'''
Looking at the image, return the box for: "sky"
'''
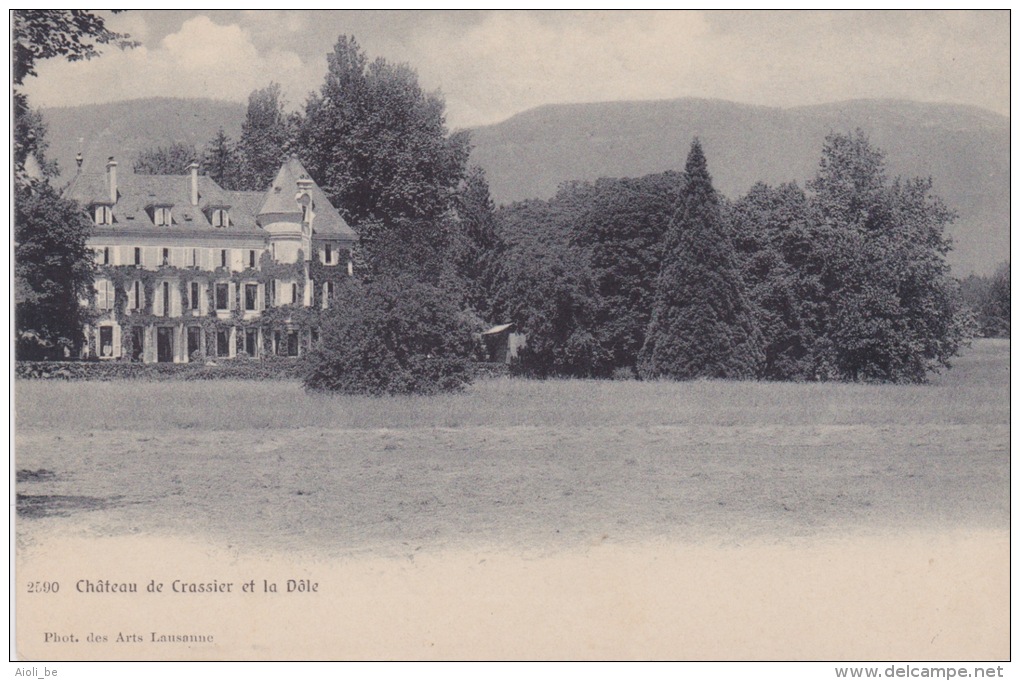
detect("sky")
[20,10,1010,129]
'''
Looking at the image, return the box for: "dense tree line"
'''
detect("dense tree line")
[486,132,971,384]
[15,17,976,388]
[960,263,1010,338]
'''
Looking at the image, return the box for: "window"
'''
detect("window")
[190,282,200,310]
[131,327,144,361]
[215,283,229,311]
[220,249,228,268]
[216,330,230,357]
[245,284,258,311]
[291,283,298,305]
[211,209,228,227]
[324,243,333,264]
[153,207,172,226]
[162,281,170,316]
[99,326,114,357]
[187,327,201,359]
[102,247,110,265]
[96,279,114,310]
[95,206,112,225]
[322,281,332,309]
[131,281,142,311]
[134,247,142,266]
[287,331,299,357]
[191,248,198,267]
[162,248,170,266]
[245,330,257,357]
[249,250,256,268]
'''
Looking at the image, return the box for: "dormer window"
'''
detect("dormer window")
[153,207,172,226]
[95,205,113,225]
[211,209,229,228]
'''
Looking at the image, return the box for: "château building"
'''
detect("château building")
[66,157,358,362]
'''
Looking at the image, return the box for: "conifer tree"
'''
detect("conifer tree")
[638,139,763,379]
[202,128,239,190]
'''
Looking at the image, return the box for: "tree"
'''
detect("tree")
[806,130,970,382]
[294,36,470,273]
[202,128,240,190]
[302,275,475,395]
[15,182,96,359]
[961,263,1010,338]
[730,182,827,379]
[13,10,135,182]
[491,200,610,378]
[451,166,502,319]
[13,11,136,357]
[981,263,1010,337]
[567,172,680,372]
[237,83,295,191]
[133,142,198,175]
[638,140,763,380]
[12,10,137,86]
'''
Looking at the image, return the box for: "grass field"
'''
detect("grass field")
[13,339,1010,660]
[14,338,1009,553]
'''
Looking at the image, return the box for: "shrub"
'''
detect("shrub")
[302,276,475,395]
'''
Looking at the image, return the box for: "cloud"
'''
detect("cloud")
[20,10,1008,128]
[403,9,1008,127]
[407,11,714,127]
[22,15,317,109]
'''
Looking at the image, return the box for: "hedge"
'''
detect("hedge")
[15,359,304,381]
[16,359,510,382]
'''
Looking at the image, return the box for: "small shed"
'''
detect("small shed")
[480,323,526,364]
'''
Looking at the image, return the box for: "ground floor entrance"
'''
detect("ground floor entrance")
[157,327,174,363]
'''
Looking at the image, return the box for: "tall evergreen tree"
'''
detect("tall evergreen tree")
[202,128,240,190]
[638,139,763,380]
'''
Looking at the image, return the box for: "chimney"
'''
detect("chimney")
[187,162,200,206]
[106,157,118,204]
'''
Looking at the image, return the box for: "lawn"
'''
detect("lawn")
[13,340,1010,660]
[14,339,1009,554]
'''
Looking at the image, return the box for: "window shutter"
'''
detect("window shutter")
[112,325,122,358]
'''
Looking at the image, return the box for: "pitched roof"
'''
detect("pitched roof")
[63,158,357,241]
[257,157,357,240]
[64,170,260,231]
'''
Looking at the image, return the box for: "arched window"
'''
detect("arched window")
[95,206,113,225]
[154,207,172,226]
[211,209,229,227]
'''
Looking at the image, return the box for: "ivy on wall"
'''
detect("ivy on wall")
[89,248,352,361]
